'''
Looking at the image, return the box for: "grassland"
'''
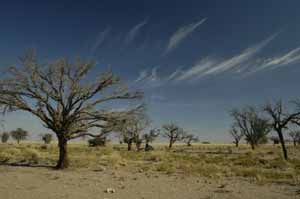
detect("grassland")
[0,142,299,184]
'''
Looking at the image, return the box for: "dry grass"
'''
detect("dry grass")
[0,142,299,183]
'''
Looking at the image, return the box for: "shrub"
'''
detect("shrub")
[88,137,107,147]
[23,148,40,163]
[42,133,53,144]
[1,132,9,143]
[0,151,12,163]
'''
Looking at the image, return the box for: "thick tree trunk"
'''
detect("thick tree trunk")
[277,130,288,160]
[56,137,69,169]
[293,140,297,147]
[250,143,255,150]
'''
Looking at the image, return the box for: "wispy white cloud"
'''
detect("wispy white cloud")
[254,47,300,72]
[175,57,217,81]
[201,33,278,76]
[125,19,148,45]
[165,18,207,54]
[134,67,164,89]
[135,69,148,82]
[167,68,184,81]
[133,32,295,88]
[91,27,111,53]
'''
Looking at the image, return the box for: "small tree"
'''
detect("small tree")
[10,128,28,144]
[229,125,243,147]
[288,131,300,147]
[230,106,271,150]
[42,133,53,144]
[1,132,9,143]
[116,111,149,151]
[264,100,300,160]
[143,128,160,151]
[162,122,184,149]
[182,133,199,146]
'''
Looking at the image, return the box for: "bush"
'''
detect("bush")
[0,152,12,163]
[1,132,9,143]
[42,133,53,144]
[88,137,107,147]
[23,148,40,163]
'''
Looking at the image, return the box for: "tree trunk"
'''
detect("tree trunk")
[293,139,297,147]
[17,139,20,144]
[250,143,255,150]
[169,138,173,149]
[235,141,239,148]
[187,143,191,147]
[277,130,288,160]
[127,140,132,151]
[56,137,69,169]
[136,142,141,151]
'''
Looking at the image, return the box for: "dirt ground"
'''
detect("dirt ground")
[0,166,299,199]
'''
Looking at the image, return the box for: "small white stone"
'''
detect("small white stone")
[105,188,116,193]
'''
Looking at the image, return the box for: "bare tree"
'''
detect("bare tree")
[230,106,271,150]
[162,122,184,149]
[0,51,142,169]
[288,131,300,147]
[143,128,160,151]
[229,124,243,147]
[264,100,300,160]
[115,111,149,151]
[182,133,199,146]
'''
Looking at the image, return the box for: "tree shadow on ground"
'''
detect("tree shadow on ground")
[0,162,54,169]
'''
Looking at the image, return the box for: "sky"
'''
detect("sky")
[1,0,300,142]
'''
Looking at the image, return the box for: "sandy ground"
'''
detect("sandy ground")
[0,166,299,199]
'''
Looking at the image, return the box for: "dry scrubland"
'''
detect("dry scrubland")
[0,143,300,199]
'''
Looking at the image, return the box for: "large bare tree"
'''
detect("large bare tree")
[0,51,142,169]
[264,100,300,160]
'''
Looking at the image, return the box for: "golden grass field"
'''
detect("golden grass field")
[0,142,299,199]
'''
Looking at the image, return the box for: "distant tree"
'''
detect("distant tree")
[229,125,243,147]
[42,133,53,144]
[182,133,199,146]
[162,123,184,149]
[1,132,9,143]
[288,131,300,147]
[116,111,149,151]
[264,100,300,160]
[88,135,107,147]
[269,136,280,145]
[143,128,160,151]
[10,128,28,144]
[230,106,271,150]
[0,51,142,169]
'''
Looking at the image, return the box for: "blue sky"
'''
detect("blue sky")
[1,0,300,142]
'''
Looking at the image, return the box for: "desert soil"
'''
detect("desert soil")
[0,166,299,199]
